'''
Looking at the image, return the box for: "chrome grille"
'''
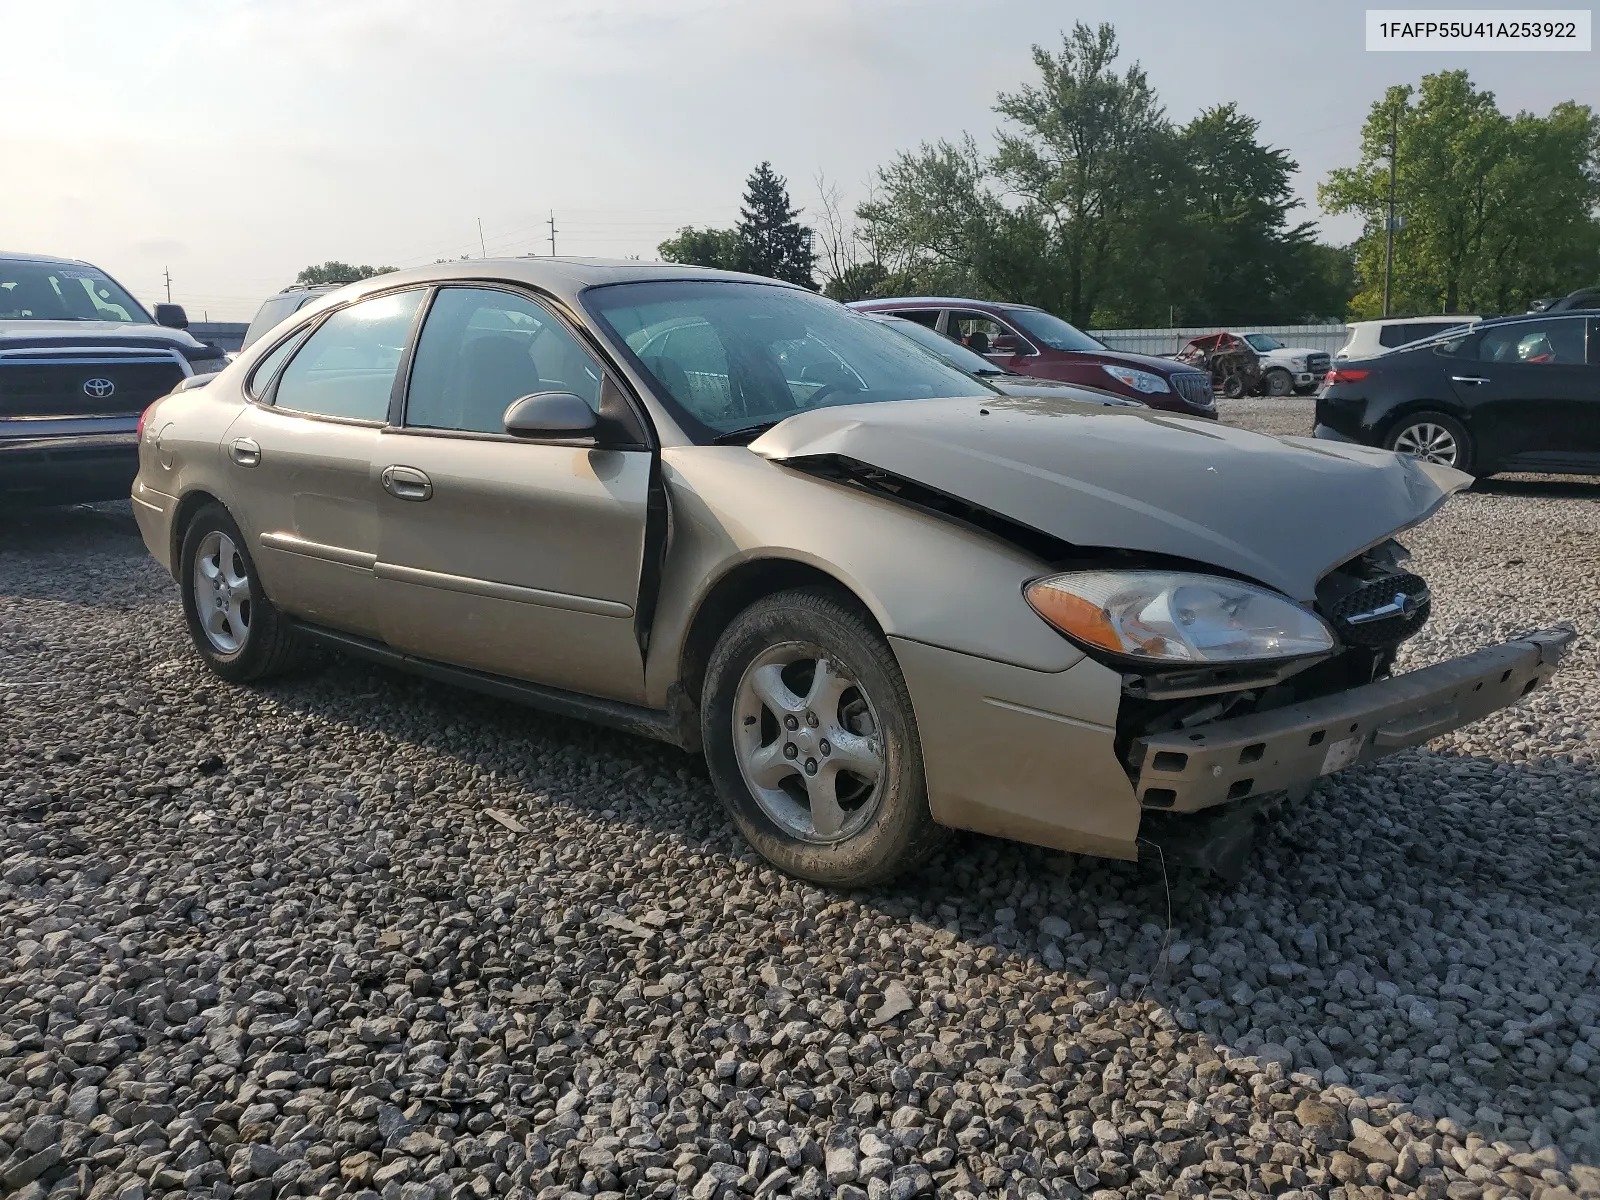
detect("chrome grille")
[1306,352,1331,374]
[1171,371,1215,408]
[1327,572,1431,647]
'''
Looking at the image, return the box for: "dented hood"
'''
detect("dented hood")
[749,395,1469,602]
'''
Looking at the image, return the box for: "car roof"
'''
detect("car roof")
[330,258,806,311]
[1349,315,1481,327]
[847,296,1041,312]
[0,250,96,267]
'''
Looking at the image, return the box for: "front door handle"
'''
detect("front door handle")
[1450,375,1490,385]
[382,465,433,501]
[229,437,261,467]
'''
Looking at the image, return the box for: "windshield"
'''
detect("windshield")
[1005,307,1104,352]
[869,315,1004,375]
[1244,333,1284,352]
[0,260,150,323]
[584,280,994,440]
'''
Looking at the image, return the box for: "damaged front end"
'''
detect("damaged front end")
[1118,540,1572,874]
[749,398,1573,874]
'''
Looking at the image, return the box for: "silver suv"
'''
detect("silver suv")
[240,282,350,352]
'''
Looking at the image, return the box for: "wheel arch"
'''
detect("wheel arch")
[677,556,886,708]
[169,488,227,569]
[1371,397,1473,446]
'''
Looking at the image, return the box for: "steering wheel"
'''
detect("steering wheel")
[801,380,859,408]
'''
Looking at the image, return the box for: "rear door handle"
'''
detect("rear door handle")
[382,465,433,501]
[229,437,261,467]
[1450,375,1490,385]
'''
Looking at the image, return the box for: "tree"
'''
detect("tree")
[295,261,395,285]
[736,162,817,287]
[856,23,1353,327]
[657,227,741,270]
[989,23,1173,327]
[656,164,819,287]
[1320,72,1600,317]
[1166,104,1346,325]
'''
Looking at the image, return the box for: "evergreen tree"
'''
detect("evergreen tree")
[736,162,818,288]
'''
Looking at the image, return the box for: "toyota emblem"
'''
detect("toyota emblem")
[82,377,116,399]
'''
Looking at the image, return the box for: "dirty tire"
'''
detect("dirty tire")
[702,587,947,887]
[179,502,316,683]
[1264,368,1293,397]
[1222,373,1246,399]
[1385,410,1474,475]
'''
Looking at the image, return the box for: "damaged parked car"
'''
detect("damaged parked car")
[130,261,1574,886]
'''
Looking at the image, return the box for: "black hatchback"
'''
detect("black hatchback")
[1315,312,1600,477]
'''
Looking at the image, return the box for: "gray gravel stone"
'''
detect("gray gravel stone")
[2,454,1597,1199]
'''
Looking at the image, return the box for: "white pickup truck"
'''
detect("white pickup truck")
[1237,332,1331,396]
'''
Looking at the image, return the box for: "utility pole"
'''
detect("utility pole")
[164,267,173,303]
[547,210,558,257]
[478,218,487,258]
[1382,107,1398,318]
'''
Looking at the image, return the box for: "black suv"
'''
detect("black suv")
[1,252,228,504]
[1315,310,1600,477]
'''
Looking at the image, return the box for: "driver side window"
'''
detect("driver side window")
[1476,318,1586,366]
[405,287,603,435]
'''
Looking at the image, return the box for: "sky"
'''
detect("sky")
[3,0,1594,321]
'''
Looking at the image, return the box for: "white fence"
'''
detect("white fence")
[1089,323,1349,357]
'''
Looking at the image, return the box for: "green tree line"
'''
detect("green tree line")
[663,23,1599,325]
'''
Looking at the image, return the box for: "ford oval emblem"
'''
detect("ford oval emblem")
[83,377,116,399]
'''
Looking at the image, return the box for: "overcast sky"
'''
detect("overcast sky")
[4,0,1593,321]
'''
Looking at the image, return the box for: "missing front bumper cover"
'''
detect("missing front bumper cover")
[1129,626,1574,813]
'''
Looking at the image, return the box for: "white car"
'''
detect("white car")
[1335,316,1481,361]
[1237,332,1332,396]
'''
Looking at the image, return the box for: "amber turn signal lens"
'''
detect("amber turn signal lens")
[1024,581,1121,653]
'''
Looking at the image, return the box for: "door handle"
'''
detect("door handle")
[382,465,433,501]
[1450,375,1490,385]
[229,437,261,467]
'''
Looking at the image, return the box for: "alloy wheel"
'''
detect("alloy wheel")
[192,529,252,653]
[732,643,884,844]
[1392,422,1459,466]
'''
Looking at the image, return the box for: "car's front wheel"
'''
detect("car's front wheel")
[1386,411,1474,474]
[179,503,314,682]
[701,587,946,887]
[1263,368,1293,397]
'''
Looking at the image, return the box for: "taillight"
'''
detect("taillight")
[136,404,154,441]
[1325,367,1368,385]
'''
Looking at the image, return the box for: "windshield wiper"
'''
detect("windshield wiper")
[709,421,781,445]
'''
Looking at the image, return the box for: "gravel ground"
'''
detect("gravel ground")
[3,415,1598,1200]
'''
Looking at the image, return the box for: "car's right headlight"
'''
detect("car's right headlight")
[1024,570,1335,664]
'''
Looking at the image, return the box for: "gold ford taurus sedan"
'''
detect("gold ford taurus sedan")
[131,260,1573,886]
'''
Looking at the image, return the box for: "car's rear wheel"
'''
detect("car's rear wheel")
[1386,411,1473,474]
[1264,368,1293,397]
[701,587,946,887]
[180,503,315,682]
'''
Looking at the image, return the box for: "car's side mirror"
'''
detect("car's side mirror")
[154,303,189,329]
[503,391,599,440]
[990,333,1024,355]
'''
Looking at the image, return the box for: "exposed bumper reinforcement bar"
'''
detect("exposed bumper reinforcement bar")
[1131,627,1575,814]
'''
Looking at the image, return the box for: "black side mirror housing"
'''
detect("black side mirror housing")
[990,333,1023,355]
[503,391,599,440]
[154,303,189,329]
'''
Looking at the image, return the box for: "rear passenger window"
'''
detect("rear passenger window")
[891,309,941,330]
[273,290,424,421]
[1380,323,1438,348]
[247,329,310,398]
